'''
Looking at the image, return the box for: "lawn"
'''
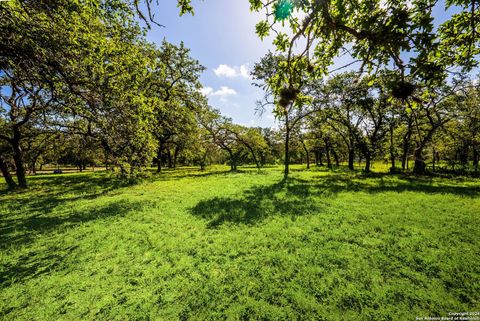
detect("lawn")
[0,166,479,320]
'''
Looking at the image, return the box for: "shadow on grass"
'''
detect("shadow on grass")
[190,177,332,228]
[312,173,480,196]
[0,199,148,288]
[0,173,146,250]
[191,173,480,228]
[149,167,266,181]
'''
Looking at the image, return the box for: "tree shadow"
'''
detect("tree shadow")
[146,167,275,184]
[0,173,146,251]
[0,199,148,288]
[191,173,479,228]
[190,177,334,228]
[310,173,480,197]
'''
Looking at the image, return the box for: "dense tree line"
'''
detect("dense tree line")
[1,0,479,189]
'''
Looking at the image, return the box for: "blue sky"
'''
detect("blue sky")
[145,0,277,127]
[145,0,458,129]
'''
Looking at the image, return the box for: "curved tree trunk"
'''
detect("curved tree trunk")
[0,158,17,189]
[12,136,27,188]
[245,144,260,169]
[331,148,339,167]
[301,140,310,169]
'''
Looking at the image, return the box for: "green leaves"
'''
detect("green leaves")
[177,0,194,16]
[249,0,263,12]
[273,33,289,52]
[255,20,270,40]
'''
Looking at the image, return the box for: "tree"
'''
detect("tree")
[355,77,389,172]
[0,71,55,188]
[0,0,160,184]
[147,41,205,173]
[252,53,320,177]
[321,73,371,170]
[409,80,464,173]
[251,0,479,94]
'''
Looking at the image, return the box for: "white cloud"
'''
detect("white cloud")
[213,64,250,79]
[200,86,237,98]
[199,86,214,96]
[211,86,237,97]
[214,64,237,78]
[239,65,250,79]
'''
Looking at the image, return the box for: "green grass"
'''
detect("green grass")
[1,165,479,320]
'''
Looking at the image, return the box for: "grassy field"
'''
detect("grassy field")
[0,165,479,320]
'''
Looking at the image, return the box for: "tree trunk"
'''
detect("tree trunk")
[301,140,310,169]
[401,120,413,171]
[460,142,469,166]
[284,121,290,178]
[348,148,354,170]
[200,151,208,171]
[389,123,396,172]
[364,153,371,173]
[331,148,339,167]
[167,149,173,168]
[325,147,331,169]
[12,134,27,188]
[390,154,396,172]
[413,126,437,174]
[173,146,180,168]
[30,156,37,175]
[157,142,164,173]
[0,158,17,189]
[413,147,426,174]
[226,148,235,171]
[244,144,260,170]
[260,152,266,167]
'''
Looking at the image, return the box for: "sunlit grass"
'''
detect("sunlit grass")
[1,165,479,320]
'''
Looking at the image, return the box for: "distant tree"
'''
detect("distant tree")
[252,53,320,177]
[0,70,55,188]
[320,73,371,170]
[409,80,464,174]
[147,41,205,173]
